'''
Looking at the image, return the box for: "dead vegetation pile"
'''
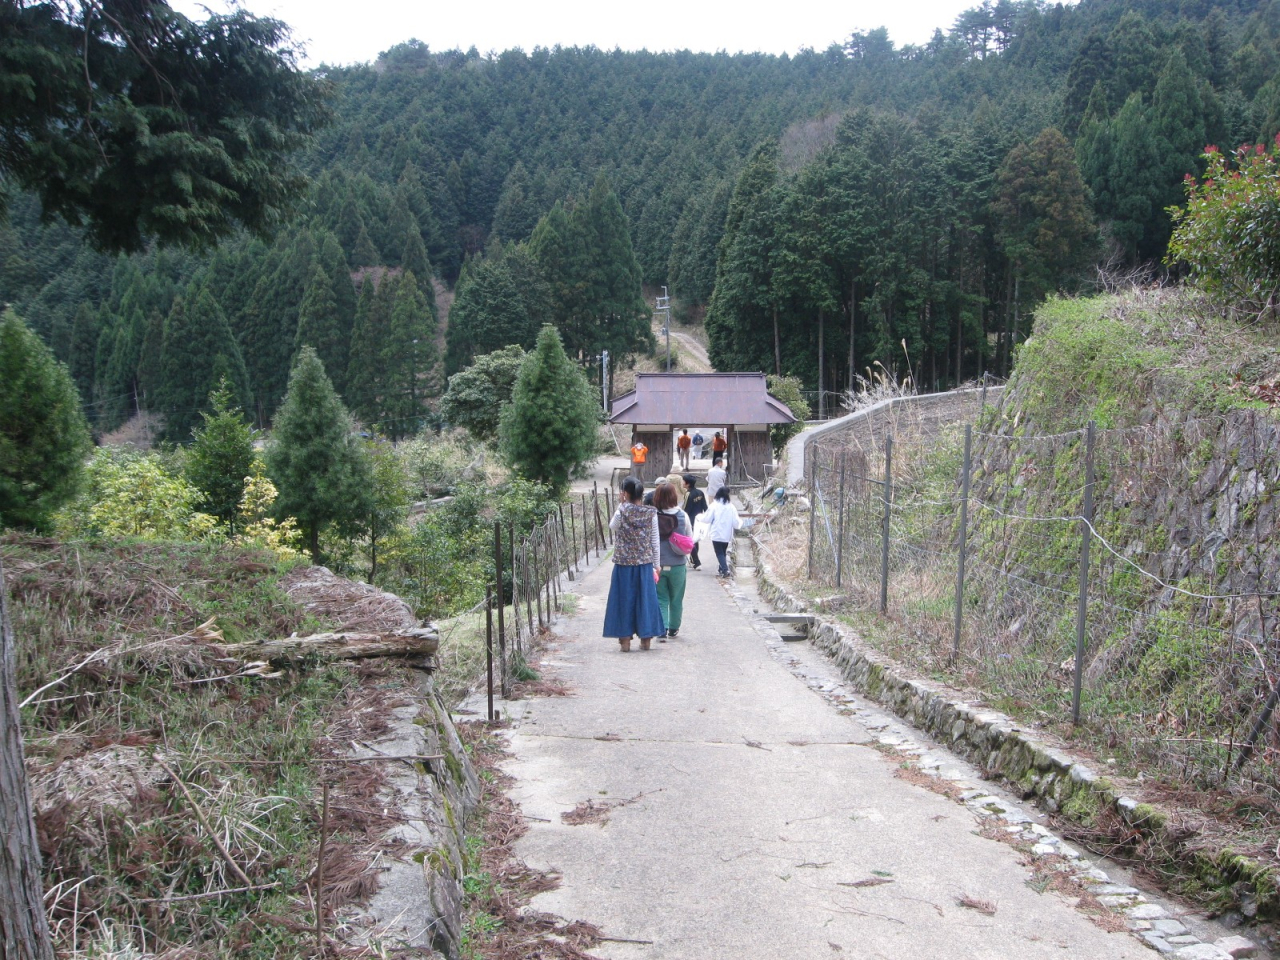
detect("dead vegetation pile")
[2,534,419,958]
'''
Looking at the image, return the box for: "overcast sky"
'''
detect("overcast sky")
[173,0,995,67]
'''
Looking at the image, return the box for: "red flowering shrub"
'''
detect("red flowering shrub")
[1167,139,1280,316]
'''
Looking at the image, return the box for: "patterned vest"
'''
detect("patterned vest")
[613,502,656,566]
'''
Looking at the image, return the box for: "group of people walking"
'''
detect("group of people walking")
[602,468,742,652]
[633,428,729,475]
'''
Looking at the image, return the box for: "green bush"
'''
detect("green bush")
[1167,141,1280,314]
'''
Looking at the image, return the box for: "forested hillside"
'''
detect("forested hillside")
[6,0,1280,435]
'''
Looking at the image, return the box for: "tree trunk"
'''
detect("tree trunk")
[309,526,320,565]
[213,627,439,663]
[772,307,780,377]
[817,307,825,420]
[848,278,856,394]
[0,557,56,960]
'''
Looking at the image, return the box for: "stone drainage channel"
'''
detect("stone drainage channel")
[723,558,1265,960]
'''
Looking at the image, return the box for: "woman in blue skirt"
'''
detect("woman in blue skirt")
[602,476,665,651]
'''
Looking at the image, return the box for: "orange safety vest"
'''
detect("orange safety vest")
[677,434,691,450]
[631,443,648,464]
[712,436,727,452]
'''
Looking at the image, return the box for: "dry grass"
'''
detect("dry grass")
[3,534,419,958]
[456,723,605,960]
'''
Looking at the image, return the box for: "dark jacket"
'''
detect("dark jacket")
[684,488,707,522]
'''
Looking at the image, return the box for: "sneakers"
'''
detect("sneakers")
[666,628,679,638]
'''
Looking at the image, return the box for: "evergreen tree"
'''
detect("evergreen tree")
[238,231,315,420]
[352,224,381,268]
[136,309,165,407]
[706,141,783,374]
[157,288,251,442]
[380,269,438,439]
[499,325,598,495]
[295,265,349,396]
[346,272,394,425]
[578,176,652,362]
[97,306,144,430]
[402,229,434,294]
[444,245,550,373]
[184,378,255,530]
[490,161,542,243]
[994,128,1097,323]
[528,201,591,353]
[266,346,373,562]
[315,231,358,344]
[1107,93,1167,261]
[1152,49,1208,222]
[0,311,92,531]
[68,301,98,403]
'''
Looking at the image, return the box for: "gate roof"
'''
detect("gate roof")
[609,373,796,426]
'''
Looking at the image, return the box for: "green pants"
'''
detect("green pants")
[656,563,687,632]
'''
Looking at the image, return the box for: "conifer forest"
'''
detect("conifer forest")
[6,0,1280,436]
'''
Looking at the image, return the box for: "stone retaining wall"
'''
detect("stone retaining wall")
[752,542,1279,924]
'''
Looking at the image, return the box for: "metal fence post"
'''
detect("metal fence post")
[569,504,580,575]
[558,505,573,581]
[835,450,848,588]
[543,522,555,615]
[879,435,893,614]
[807,443,818,580]
[1072,420,1096,725]
[493,523,506,699]
[593,491,607,558]
[952,424,972,661]
[485,584,495,722]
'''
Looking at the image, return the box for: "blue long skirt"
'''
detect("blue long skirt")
[602,563,666,639]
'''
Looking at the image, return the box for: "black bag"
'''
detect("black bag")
[658,513,678,540]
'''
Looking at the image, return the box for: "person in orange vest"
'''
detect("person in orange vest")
[676,428,692,470]
[630,437,648,478]
[711,431,727,462]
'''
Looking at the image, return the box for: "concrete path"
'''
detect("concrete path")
[498,552,1154,959]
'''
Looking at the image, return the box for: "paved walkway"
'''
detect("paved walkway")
[496,552,1154,959]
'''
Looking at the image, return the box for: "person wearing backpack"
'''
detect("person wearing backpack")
[691,431,705,461]
[653,481,692,639]
[682,473,707,571]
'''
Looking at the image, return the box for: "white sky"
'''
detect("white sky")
[174,0,988,67]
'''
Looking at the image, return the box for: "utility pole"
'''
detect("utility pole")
[656,286,671,372]
[601,349,610,413]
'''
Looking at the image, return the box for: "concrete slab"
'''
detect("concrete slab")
[501,557,1152,960]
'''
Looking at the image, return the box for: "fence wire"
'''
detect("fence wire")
[806,406,1280,797]
[482,485,614,711]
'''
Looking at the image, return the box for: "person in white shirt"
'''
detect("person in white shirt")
[702,486,743,578]
[705,458,728,502]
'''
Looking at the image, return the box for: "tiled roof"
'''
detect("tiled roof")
[609,373,796,425]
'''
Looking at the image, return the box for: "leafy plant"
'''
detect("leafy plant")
[56,449,219,541]
[1167,140,1280,316]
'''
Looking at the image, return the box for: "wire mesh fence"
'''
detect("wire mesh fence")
[804,404,1280,797]
[479,484,614,717]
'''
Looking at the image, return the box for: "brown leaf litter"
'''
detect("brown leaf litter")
[457,722,607,959]
[560,793,645,827]
[956,894,997,915]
